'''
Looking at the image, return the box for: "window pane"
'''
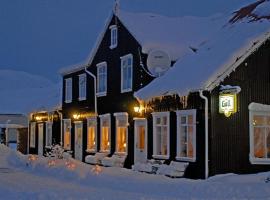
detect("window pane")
[117,127,127,153]
[188,115,193,124]
[254,127,265,158]
[156,117,161,125]
[156,127,162,155]
[87,127,95,150]
[181,116,186,124]
[138,126,145,150]
[161,127,167,155]
[101,127,109,151]
[46,123,52,146]
[188,126,193,158]
[64,121,71,150]
[266,128,270,158]
[253,115,266,126]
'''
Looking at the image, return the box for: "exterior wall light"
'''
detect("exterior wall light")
[73,113,81,120]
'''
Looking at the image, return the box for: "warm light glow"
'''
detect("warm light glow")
[107,142,110,146]
[134,106,140,113]
[219,94,237,117]
[35,116,42,121]
[134,105,145,114]
[65,160,76,170]
[91,165,102,175]
[28,155,38,162]
[123,143,126,148]
[73,113,81,120]
[48,160,56,167]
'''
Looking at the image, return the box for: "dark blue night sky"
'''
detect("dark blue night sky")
[0,0,248,82]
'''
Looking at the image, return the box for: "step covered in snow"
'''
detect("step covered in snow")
[101,154,127,167]
[85,152,109,165]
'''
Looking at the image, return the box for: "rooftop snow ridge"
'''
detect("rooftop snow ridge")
[60,10,226,76]
[229,0,270,23]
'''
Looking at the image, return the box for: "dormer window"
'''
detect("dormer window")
[110,25,118,49]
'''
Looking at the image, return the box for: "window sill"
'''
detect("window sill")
[110,44,117,49]
[86,149,96,153]
[99,150,110,153]
[78,97,86,101]
[152,155,169,160]
[250,157,270,165]
[97,92,107,97]
[121,88,132,93]
[176,156,196,162]
[115,152,127,156]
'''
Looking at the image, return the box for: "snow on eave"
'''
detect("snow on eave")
[205,30,270,91]
[59,12,114,76]
[248,102,270,111]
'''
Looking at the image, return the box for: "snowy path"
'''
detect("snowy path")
[0,145,270,200]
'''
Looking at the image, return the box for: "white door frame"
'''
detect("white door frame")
[74,121,83,161]
[134,118,148,164]
[38,123,44,156]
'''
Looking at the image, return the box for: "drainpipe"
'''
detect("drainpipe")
[84,66,97,116]
[199,90,209,179]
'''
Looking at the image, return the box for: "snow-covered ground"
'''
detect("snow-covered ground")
[0,145,269,200]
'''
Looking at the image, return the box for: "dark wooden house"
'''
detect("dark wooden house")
[59,6,218,171]
[133,1,270,179]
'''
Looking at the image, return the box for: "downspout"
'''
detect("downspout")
[84,66,97,116]
[199,90,209,179]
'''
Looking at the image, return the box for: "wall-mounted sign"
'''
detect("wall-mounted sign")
[219,94,237,117]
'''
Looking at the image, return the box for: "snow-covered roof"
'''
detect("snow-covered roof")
[60,10,225,75]
[135,0,270,101]
[0,70,61,115]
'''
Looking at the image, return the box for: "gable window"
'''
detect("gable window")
[46,122,53,147]
[114,113,128,154]
[121,54,133,93]
[87,117,97,152]
[100,114,111,153]
[249,103,270,164]
[65,78,72,103]
[176,110,196,162]
[63,119,71,150]
[78,73,86,100]
[110,25,118,49]
[97,62,107,96]
[152,112,170,159]
[30,122,36,148]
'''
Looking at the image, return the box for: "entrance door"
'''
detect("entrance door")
[38,123,44,156]
[74,122,83,161]
[134,119,147,164]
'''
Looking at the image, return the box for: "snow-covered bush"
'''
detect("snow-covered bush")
[45,144,65,159]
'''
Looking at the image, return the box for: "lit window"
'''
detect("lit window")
[152,112,170,159]
[249,103,270,164]
[97,62,107,96]
[65,78,72,103]
[100,114,111,152]
[176,109,196,162]
[121,54,133,93]
[63,119,71,150]
[114,113,128,154]
[46,122,53,147]
[87,117,97,152]
[110,25,118,49]
[30,122,36,148]
[78,74,86,100]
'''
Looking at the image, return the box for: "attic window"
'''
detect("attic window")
[110,25,118,49]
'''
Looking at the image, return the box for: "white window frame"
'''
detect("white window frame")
[120,54,133,93]
[110,25,118,49]
[30,122,36,148]
[78,73,86,101]
[63,119,71,150]
[249,104,270,164]
[114,112,129,155]
[86,117,97,153]
[45,121,53,147]
[152,112,170,159]
[99,114,111,153]
[96,62,107,96]
[176,109,196,162]
[65,78,72,103]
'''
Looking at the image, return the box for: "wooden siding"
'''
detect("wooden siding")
[62,15,154,167]
[210,38,270,176]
